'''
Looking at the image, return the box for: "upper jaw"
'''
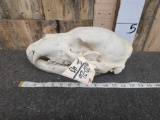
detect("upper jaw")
[26,44,73,69]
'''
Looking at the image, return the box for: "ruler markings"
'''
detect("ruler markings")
[18,81,160,88]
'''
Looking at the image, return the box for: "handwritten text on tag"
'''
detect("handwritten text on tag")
[62,57,95,85]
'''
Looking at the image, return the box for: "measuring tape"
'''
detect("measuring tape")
[18,81,160,88]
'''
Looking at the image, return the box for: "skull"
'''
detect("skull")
[26,27,133,75]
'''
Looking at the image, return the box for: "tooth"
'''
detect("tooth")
[33,52,41,64]
[48,60,52,64]
[27,51,34,62]
[53,62,57,65]
[63,61,71,65]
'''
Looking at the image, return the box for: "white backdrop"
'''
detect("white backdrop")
[115,0,145,43]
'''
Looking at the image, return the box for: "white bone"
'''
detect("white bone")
[26,27,133,75]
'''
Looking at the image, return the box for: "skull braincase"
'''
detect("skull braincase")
[26,27,133,75]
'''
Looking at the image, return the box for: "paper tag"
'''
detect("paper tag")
[62,57,95,85]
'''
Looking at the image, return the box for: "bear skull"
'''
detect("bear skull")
[26,27,133,75]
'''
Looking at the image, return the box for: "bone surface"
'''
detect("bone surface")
[26,27,133,75]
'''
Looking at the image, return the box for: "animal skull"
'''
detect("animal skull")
[26,27,133,75]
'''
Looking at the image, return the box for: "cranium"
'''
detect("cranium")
[26,27,133,75]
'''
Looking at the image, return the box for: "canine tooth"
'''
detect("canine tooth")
[33,52,41,64]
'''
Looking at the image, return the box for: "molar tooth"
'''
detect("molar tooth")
[63,61,71,65]
[55,60,63,65]
[52,61,57,65]
[48,60,52,63]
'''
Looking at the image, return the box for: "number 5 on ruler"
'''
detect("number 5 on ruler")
[127,23,138,34]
